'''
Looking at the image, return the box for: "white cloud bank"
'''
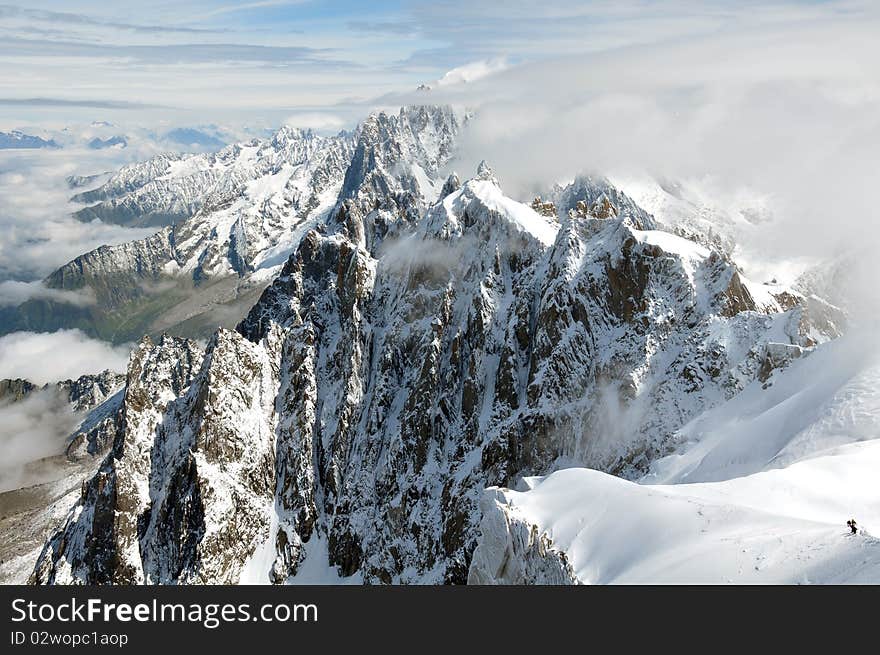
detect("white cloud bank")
[0,330,132,385]
[436,58,510,86]
[283,112,347,132]
[0,280,96,307]
[0,147,156,285]
[385,3,880,317]
[0,388,81,492]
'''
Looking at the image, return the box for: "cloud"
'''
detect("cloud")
[0,281,96,308]
[347,20,417,36]
[0,1,424,121]
[0,330,132,385]
[435,58,510,86]
[392,0,747,69]
[4,37,346,67]
[203,1,310,18]
[0,97,166,109]
[0,147,157,283]
[383,3,880,304]
[0,4,225,35]
[283,112,347,132]
[7,0,832,125]
[0,387,81,492]
[378,233,480,276]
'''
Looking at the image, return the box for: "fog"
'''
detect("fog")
[0,147,156,288]
[375,3,880,319]
[0,329,131,385]
[0,387,81,493]
[0,280,96,308]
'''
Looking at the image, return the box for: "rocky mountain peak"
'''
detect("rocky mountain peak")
[29,152,836,585]
[475,160,497,183]
[16,102,846,587]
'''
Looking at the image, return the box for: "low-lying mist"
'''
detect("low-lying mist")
[0,388,81,493]
[377,4,879,321]
[0,329,131,385]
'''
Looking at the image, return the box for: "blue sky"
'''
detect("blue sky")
[5,0,867,129]
[0,0,878,385]
[0,0,877,232]
[0,1,425,127]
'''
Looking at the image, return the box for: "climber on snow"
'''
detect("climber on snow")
[847,519,858,535]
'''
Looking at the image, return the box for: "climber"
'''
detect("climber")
[847,519,858,535]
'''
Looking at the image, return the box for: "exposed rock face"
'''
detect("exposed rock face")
[64,390,124,463]
[554,175,655,229]
[0,371,124,413]
[56,371,127,414]
[31,336,205,584]
[57,372,128,462]
[758,342,805,383]
[0,378,37,404]
[440,173,461,199]
[45,229,179,311]
[4,107,458,343]
[530,196,558,218]
[31,155,832,585]
[467,489,578,585]
[340,105,459,211]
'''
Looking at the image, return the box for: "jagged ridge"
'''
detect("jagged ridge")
[31,148,834,585]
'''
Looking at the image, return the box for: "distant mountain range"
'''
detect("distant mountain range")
[0,126,232,152]
[87,135,127,150]
[1,104,868,586]
[0,130,60,149]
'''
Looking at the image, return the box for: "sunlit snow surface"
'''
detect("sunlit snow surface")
[490,332,880,584]
[239,510,364,585]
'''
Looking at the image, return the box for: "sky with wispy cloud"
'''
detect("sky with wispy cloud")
[3,0,873,128]
[3,1,878,261]
[1,0,879,382]
[1,0,442,126]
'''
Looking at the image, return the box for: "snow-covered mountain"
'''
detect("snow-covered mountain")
[69,127,349,228]
[0,370,123,416]
[26,123,837,583]
[470,332,880,584]
[0,370,127,584]
[0,130,60,150]
[0,103,866,586]
[3,106,460,343]
[87,136,128,150]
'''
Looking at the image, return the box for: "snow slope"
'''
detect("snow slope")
[645,331,880,484]
[474,456,880,584]
[470,332,880,584]
[34,159,834,585]
[22,104,861,586]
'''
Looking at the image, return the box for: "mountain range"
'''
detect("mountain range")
[0,103,868,585]
[0,130,60,149]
